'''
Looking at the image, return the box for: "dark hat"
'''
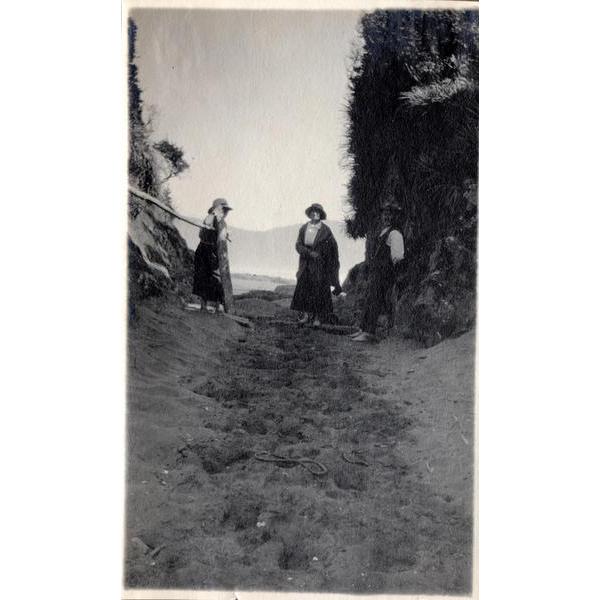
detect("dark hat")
[305,203,327,220]
[208,198,233,214]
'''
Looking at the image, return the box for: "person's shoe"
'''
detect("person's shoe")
[348,329,363,338]
[351,332,375,343]
[312,318,321,327]
[185,303,204,311]
[298,313,310,324]
[206,305,216,314]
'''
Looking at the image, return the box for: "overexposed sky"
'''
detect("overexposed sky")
[132,9,362,231]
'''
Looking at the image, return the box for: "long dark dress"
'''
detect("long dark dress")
[290,222,340,317]
[193,215,224,303]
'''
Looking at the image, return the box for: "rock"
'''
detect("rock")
[128,194,194,306]
[130,536,151,558]
[403,236,476,346]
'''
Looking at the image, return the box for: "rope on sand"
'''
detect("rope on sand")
[254,451,328,476]
[342,450,369,467]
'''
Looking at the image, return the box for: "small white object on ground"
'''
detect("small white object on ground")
[185,303,204,311]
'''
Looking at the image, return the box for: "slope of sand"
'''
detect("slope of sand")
[125,296,474,594]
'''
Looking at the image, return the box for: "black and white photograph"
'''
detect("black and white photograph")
[125,1,478,596]
[8,2,600,600]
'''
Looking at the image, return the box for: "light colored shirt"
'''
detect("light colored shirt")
[304,221,322,246]
[201,214,215,229]
[386,229,405,263]
[201,214,229,242]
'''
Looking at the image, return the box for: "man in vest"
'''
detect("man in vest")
[351,202,405,342]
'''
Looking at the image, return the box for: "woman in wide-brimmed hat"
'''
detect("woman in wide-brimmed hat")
[192,198,233,313]
[290,203,342,325]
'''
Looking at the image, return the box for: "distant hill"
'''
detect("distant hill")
[175,220,365,282]
[230,273,294,295]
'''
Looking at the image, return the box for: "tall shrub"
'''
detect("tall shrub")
[344,9,479,345]
[345,9,478,257]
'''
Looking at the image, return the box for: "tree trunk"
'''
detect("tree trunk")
[216,219,235,314]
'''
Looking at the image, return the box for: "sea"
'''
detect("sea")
[231,273,295,294]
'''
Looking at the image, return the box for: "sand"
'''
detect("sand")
[125,295,474,594]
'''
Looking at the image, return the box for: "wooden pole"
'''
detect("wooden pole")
[128,186,236,314]
[216,217,235,314]
[128,186,202,229]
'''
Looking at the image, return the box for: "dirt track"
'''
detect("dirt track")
[125,297,474,594]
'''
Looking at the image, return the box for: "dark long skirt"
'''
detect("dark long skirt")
[360,267,392,334]
[360,252,404,333]
[290,258,333,316]
[193,242,224,303]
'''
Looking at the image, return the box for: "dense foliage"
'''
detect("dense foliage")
[345,10,478,247]
[128,18,159,196]
[344,10,479,345]
[127,18,193,308]
[153,139,190,184]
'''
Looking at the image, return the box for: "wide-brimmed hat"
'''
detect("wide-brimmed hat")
[208,198,233,214]
[305,203,327,220]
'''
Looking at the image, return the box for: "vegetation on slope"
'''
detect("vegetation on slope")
[127,18,193,310]
[343,10,478,346]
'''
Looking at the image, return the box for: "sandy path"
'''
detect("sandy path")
[125,298,474,594]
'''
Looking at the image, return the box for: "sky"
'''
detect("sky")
[132,9,363,231]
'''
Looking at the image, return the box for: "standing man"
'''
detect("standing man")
[351,203,405,342]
